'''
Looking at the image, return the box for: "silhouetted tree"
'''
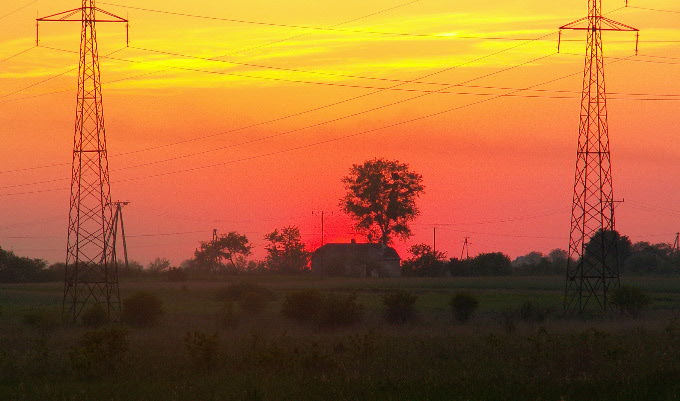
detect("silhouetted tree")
[402,243,447,276]
[341,158,424,245]
[194,232,252,273]
[0,247,52,282]
[582,230,632,275]
[147,257,172,272]
[264,226,310,274]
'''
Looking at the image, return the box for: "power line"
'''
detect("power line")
[0,52,638,194]
[0,0,40,21]
[0,32,557,179]
[98,2,555,41]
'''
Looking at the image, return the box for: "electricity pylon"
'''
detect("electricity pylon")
[672,233,679,253]
[110,201,130,273]
[560,0,638,314]
[37,1,128,322]
[460,236,470,260]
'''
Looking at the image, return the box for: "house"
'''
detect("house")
[311,241,401,277]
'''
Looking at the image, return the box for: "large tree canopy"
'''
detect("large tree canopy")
[341,158,424,244]
[264,226,310,274]
[194,232,252,272]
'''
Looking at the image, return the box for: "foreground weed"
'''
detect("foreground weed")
[68,326,129,378]
[184,331,220,371]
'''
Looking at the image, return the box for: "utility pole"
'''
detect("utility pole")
[312,211,332,247]
[110,201,130,273]
[672,233,679,253]
[433,227,437,253]
[38,1,129,322]
[560,0,638,314]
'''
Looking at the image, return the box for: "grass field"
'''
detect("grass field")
[1,275,679,400]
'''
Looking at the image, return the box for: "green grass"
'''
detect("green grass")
[1,275,679,400]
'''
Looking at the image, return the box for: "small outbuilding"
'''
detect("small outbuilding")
[311,241,401,277]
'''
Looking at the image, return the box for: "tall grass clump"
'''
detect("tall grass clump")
[449,291,479,323]
[121,291,163,327]
[184,331,220,371]
[383,290,418,324]
[68,326,129,378]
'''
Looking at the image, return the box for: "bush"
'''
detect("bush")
[22,309,59,332]
[449,292,479,323]
[81,303,109,327]
[121,291,164,327]
[315,293,364,329]
[166,267,188,282]
[216,282,273,302]
[238,291,269,315]
[184,331,220,371]
[217,301,239,329]
[383,290,418,324]
[610,285,651,317]
[281,290,364,328]
[281,289,323,323]
[69,327,129,377]
[518,300,551,322]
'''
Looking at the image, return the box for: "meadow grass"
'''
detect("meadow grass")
[1,275,679,400]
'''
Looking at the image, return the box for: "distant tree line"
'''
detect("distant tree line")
[401,232,680,277]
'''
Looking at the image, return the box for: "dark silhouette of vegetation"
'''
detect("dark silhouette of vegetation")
[264,226,310,273]
[401,243,447,276]
[216,282,273,302]
[0,247,54,283]
[146,257,172,272]
[166,267,188,282]
[341,158,424,244]
[121,291,164,327]
[383,290,418,324]
[610,285,651,316]
[281,289,363,328]
[184,331,220,371]
[80,303,109,327]
[68,327,129,378]
[193,231,252,273]
[281,289,324,323]
[449,252,513,276]
[449,292,479,323]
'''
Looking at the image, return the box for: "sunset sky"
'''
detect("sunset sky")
[0,0,679,267]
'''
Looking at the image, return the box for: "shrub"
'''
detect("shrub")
[166,267,188,282]
[449,292,479,323]
[121,291,164,327]
[315,293,364,329]
[610,285,651,317]
[518,300,551,322]
[281,289,323,323]
[217,301,239,329]
[22,309,59,332]
[383,290,418,324]
[216,282,273,302]
[238,291,269,315]
[81,303,109,327]
[184,331,220,371]
[69,327,129,377]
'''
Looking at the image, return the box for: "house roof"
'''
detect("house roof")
[313,243,400,260]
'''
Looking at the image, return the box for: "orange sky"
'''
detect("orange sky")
[1,0,679,266]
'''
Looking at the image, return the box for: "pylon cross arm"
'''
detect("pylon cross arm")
[37,7,128,23]
[559,16,638,32]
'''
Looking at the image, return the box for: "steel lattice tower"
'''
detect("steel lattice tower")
[560,0,637,313]
[37,1,128,322]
